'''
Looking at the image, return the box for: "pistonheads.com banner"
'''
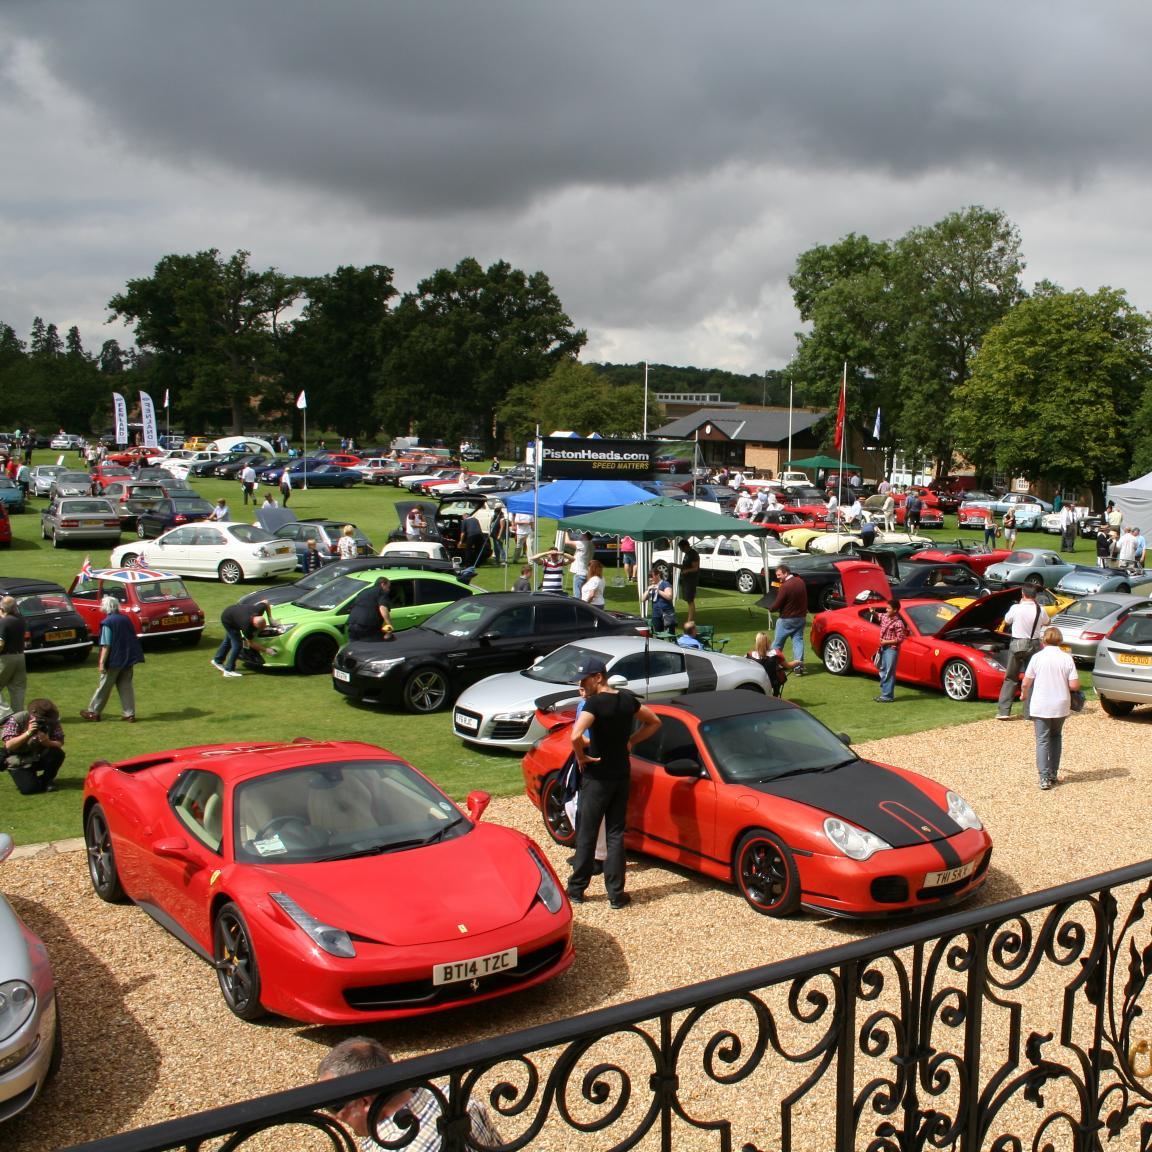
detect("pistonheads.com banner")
[539,438,656,480]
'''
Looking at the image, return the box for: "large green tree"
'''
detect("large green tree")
[950,285,1152,505]
[380,258,586,448]
[108,250,300,432]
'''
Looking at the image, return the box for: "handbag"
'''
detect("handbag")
[871,650,883,669]
[1069,689,1086,714]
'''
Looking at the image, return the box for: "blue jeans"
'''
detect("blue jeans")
[877,645,898,700]
[1034,717,1066,783]
[772,615,805,662]
[214,627,244,672]
[572,572,587,599]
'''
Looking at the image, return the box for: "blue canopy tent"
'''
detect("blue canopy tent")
[503,480,654,519]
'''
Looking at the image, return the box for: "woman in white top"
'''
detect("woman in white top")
[580,560,606,607]
[336,524,359,560]
[1021,626,1080,790]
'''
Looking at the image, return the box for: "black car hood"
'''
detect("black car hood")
[749,759,962,847]
[340,627,462,662]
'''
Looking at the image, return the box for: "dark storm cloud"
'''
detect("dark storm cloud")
[6,1,1152,218]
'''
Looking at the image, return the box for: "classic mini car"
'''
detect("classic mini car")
[1092,609,1152,718]
[810,587,1025,701]
[983,549,1099,590]
[82,739,573,1023]
[332,592,649,713]
[110,522,299,584]
[652,534,796,594]
[1055,564,1151,597]
[0,834,60,1122]
[257,568,478,674]
[40,497,122,549]
[523,692,993,917]
[67,568,206,645]
[452,635,770,751]
[1049,594,1152,665]
[0,577,92,660]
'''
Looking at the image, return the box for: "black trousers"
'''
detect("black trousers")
[568,773,629,900]
[8,747,65,795]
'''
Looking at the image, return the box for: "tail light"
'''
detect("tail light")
[61,519,79,528]
[328,544,337,554]
[104,519,119,528]
[174,514,187,523]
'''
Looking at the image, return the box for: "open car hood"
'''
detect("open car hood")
[833,559,892,603]
[935,587,1021,638]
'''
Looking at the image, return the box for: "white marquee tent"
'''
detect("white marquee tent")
[1107,471,1152,531]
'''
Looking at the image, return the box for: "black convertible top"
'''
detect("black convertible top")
[660,690,794,723]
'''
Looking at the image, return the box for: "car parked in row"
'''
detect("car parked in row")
[135,495,216,538]
[48,471,96,499]
[40,497,122,549]
[270,519,374,568]
[1092,608,1152,718]
[110,522,299,584]
[68,567,206,645]
[0,478,26,514]
[0,577,92,660]
[28,465,68,497]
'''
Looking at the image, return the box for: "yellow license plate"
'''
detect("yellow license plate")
[1116,652,1152,666]
[161,615,189,627]
[924,860,977,888]
[45,629,76,642]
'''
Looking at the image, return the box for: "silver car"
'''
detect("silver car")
[28,466,67,498]
[1050,594,1152,664]
[40,497,122,548]
[49,471,95,499]
[452,635,770,750]
[0,833,59,1122]
[1092,609,1152,718]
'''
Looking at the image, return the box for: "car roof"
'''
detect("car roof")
[86,568,182,583]
[0,576,68,594]
[655,690,795,722]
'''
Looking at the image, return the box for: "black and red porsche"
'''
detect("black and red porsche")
[523,692,993,918]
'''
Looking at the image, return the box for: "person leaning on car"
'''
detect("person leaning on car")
[346,577,394,641]
[212,600,274,678]
[2,698,65,795]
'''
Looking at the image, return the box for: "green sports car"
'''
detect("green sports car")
[257,568,479,674]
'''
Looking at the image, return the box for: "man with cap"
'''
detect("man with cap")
[566,657,660,909]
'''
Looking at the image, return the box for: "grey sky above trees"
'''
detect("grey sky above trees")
[3,1,1152,374]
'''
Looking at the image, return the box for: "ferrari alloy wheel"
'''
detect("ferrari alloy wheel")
[84,804,125,903]
[541,771,577,847]
[1025,573,1044,589]
[214,903,265,1020]
[218,559,244,585]
[295,634,339,675]
[120,552,140,568]
[402,667,450,713]
[942,659,977,701]
[736,569,758,595]
[822,634,852,675]
[735,829,800,916]
[1099,695,1135,718]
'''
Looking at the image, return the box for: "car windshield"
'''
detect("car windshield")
[295,575,369,612]
[136,579,191,602]
[233,760,467,863]
[14,590,73,616]
[60,500,115,514]
[420,597,491,636]
[1004,551,1037,564]
[59,473,90,484]
[225,524,276,543]
[524,644,609,684]
[698,708,858,785]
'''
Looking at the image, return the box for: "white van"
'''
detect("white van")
[207,436,277,456]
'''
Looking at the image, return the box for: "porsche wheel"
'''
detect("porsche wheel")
[1099,695,1135,718]
[84,804,125,903]
[218,559,244,585]
[736,569,758,594]
[735,829,800,916]
[402,667,450,713]
[1024,573,1044,589]
[942,659,977,701]
[822,634,852,675]
[295,634,338,675]
[214,903,265,1020]
[541,771,577,847]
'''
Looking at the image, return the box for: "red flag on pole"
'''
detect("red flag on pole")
[833,364,847,452]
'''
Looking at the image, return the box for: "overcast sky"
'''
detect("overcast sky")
[3,1,1152,375]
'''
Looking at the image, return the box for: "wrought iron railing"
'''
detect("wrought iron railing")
[65,859,1152,1152]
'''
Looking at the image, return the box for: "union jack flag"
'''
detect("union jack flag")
[80,556,94,581]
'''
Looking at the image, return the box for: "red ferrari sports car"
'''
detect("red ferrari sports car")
[811,584,1024,701]
[523,692,992,918]
[83,739,573,1023]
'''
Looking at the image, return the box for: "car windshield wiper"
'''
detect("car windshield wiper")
[324,838,430,860]
[423,816,465,844]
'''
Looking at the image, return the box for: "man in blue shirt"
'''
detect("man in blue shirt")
[81,597,145,721]
[676,622,704,649]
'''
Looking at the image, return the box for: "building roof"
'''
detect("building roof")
[653,408,828,444]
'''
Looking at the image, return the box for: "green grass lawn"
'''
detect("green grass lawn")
[1,454,1073,845]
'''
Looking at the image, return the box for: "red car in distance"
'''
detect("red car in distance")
[911,547,1012,577]
[104,446,166,467]
[83,739,573,1023]
[88,463,135,491]
[523,692,992,918]
[67,567,205,645]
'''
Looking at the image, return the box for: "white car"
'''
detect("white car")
[49,433,84,450]
[452,635,770,750]
[109,521,298,584]
[157,450,221,479]
[652,534,801,594]
[0,833,59,1121]
[805,529,933,555]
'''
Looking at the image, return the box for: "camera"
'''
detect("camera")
[29,718,49,734]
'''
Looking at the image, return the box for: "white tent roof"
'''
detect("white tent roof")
[1107,471,1152,531]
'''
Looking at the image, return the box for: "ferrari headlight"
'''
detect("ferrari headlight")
[946,791,982,831]
[982,656,1005,672]
[271,893,356,958]
[528,846,564,914]
[823,817,891,861]
[0,980,35,1041]
[493,709,535,724]
[362,657,406,674]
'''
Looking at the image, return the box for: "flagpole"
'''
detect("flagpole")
[302,407,308,490]
[642,361,649,438]
[837,362,847,506]
[787,378,793,473]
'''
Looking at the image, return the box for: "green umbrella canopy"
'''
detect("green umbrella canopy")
[558,497,771,542]
[784,454,861,470]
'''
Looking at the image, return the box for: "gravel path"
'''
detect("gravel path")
[4,704,1149,1151]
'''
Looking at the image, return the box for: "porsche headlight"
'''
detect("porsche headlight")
[271,893,356,958]
[946,791,982,831]
[0,980,35,1041]
[528,846,564,914]
[823,817,891,861]
[362,657,406,674]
